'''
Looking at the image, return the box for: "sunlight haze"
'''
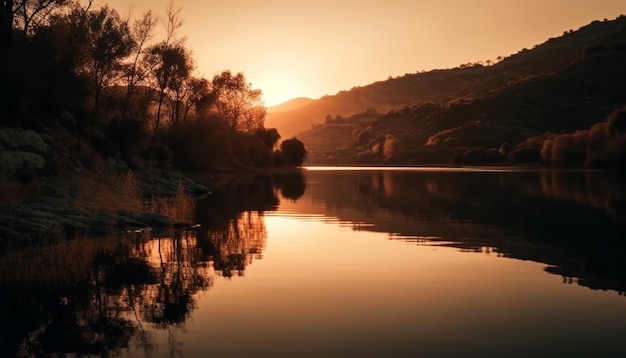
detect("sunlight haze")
[100,0,626,106]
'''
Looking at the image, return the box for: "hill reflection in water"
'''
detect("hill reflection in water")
[1,168,625,357]
[291,168,626,293]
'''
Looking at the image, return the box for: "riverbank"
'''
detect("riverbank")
[0,165,209,248]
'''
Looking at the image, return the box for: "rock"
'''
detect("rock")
[12,130,48,154]
[0,151,46,178]
[0,128,47,154]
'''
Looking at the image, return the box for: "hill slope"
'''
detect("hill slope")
[267,16,626,139]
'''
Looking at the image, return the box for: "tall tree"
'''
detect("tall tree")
[12,0,68,38]
[166,46,193,124]
[210,70,266,132]
[179,76,210,121]
[76,5,134,118]
[146,42,191,129]
[121,10,156,120]
[145,1,189,130]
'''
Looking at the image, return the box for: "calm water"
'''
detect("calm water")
[2,167,626,357]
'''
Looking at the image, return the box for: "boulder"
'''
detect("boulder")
[0,128,47,154]
[0,151,46,178]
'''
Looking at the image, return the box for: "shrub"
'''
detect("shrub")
[279,138,307,166]
[550,130,588,166]
[383,135,400,159]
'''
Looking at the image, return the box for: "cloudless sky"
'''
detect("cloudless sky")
[99,0,626,106]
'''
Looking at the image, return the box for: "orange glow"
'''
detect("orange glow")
[101,0,626,106]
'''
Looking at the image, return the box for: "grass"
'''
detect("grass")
[73,167,142,214]
[146,182,196,225]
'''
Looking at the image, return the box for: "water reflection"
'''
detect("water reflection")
[294,168,626,294]
[1,168,625,357]
[0,222,268,356]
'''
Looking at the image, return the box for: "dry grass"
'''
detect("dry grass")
[147,183,195,224]
[73,168,142,214]
[71,155,195,225]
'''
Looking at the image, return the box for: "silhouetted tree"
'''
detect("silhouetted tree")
[278,138,307,166]
[145,2,186,129]
[12,0,68,38]
[146,42,192,129]
[254,127,280,151]
[121,10,156,120]
[209,70,266,132]
[180,76,210,120]
[77,5,134,118]
[166,48,194,124]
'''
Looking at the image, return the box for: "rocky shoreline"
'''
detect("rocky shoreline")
[0,127,210,247]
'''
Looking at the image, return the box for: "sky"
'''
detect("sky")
[98,0,626,106]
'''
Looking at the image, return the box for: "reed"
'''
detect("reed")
[73,169,142,214]
[146,182,196,225]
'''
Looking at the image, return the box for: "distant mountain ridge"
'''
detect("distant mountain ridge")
[267,97,313,113]
[266,16,626,139]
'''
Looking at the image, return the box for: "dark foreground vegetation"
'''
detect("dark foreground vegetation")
[284,16,626,169]
[0,1,306,243]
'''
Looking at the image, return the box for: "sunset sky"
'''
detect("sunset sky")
[100,0,626,106]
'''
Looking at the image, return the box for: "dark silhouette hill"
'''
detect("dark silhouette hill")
[269,16,626,165]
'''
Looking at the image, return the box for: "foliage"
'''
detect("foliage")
[276,138,307,166]
[530,108,626,170]
[0,1,304,172]
[382,134,400,160]
[146,42,194,129]
[209,70,266,132]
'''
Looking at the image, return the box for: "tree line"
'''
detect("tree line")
[0,0,306,170]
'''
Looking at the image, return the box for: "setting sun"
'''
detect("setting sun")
[253,70,307,107]
[102,0,626,105]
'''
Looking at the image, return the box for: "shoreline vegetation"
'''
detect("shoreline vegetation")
[0,2,624,246]
[0,2,307,246]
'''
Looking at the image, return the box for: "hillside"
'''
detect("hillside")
[282,16,626,167]
[267,16,626,140]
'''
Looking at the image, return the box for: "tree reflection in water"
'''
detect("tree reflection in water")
[5,169,624,356]
[1,218,266,356]
[0,171,308,357]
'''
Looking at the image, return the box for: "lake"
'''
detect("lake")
[2,167,626,357]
